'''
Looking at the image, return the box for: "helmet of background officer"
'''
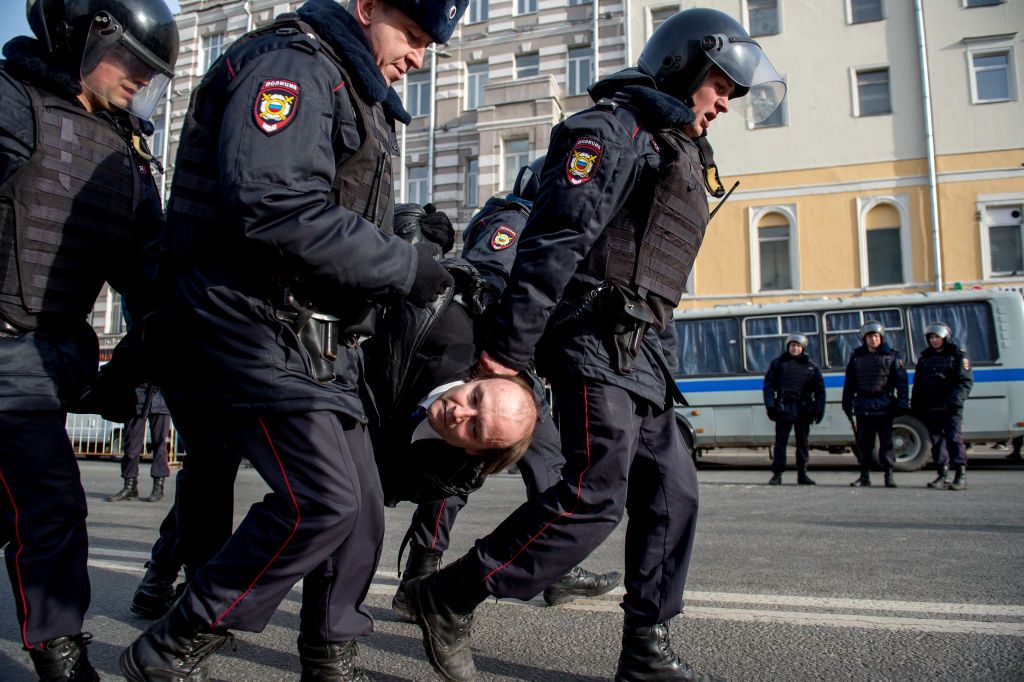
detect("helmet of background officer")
[27,0,179,120]
[924,322,951,350]
[511,155,546,202]
[350,0,469,85]
[638,8,786,137]
[784,333,808,357]
[860,321,885,351]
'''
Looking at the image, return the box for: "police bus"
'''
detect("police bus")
[671,289,1024,470]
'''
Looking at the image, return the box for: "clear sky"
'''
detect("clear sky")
[1,0,181,51]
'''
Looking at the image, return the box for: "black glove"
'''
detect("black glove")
[945,403,960,417]
[407,248,454,306]
[419,203,455,255]
[813,412,824,425]
[766,406,777,422]
[76,367,139,423]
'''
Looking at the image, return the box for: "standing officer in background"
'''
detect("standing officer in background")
[912,323,973,491]
[407,9,786,682]
[763,334,825,486]
[120,0,464,679]
[107,384,172,503]
[0,0,176,677]
[842,322,909,488]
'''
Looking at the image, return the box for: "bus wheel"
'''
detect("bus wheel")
[888,416,930,472]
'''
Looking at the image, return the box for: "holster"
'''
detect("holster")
[274,291,340,384]
[598,284,655,375]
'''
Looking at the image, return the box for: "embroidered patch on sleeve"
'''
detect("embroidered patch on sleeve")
[566,136,603,185]
[490,225,517,251]
[254,79,300,134]
[962,357,971,371]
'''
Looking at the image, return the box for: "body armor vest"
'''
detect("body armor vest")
[779,357,815,400]
[584,109,709,317]
[853,351,893,395]
[914,349,959,403]
[0,84,138,329]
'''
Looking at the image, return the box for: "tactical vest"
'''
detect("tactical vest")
[0,84,138,329]
[915,349,960,402]
[779,357,815,400]
[853,350,895,395]
[583,106,709,315]
[165,15,395,268]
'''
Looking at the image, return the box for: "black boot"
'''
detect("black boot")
[797,470,816,485]
[120,597,231,681]
[949,465,967,491]
[543,565,622,606]
[884,470,898,488]
[392,545,443,622]
[108,477,139,502]
[850,473,871,487]
[407,556,488,682]
[28,634,100,682]
[767,473,782,486]
[143,477,166,502]
[615,621,721,682]
[297,636,371,681]
[927,466,950,489]
[131,560,181,619]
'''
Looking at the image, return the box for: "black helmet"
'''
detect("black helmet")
[860,321,885,339]
[512,155,546,202]
[27,0,179,119]
[923,322,951,342]
[637,8,785,124]
[394,203,427,245]
[784,333,808,351]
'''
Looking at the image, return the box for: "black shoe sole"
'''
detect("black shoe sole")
[544,573,622,607]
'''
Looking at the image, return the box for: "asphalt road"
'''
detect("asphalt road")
[2,449,1023,681]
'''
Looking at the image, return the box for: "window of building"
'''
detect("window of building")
[405,71,431,117]
[107,293,126,335]
[744,314,821,371]
[751,208,796,291]
[407,166,429,205]
[747,0,779,37]
[849,0,883,23]
[203,33,224,71]
[649,6,678,37]
[466,0,488,23]
[824,308,907,369]
[855,67,891,116]
[503,139,530,191]
[517,0,537,14]
[857,197,909,288]
[982,203,1024,276]
[970,48,1014,103]
[673,318,742,376]
[150,116,165,162]
[569,0,592,6]
[516,53,540,79]
[752,77,786,128]
[465,158,479,208]
[567,47,592,96]
[467,62,488,110]
[866,228,903,285]
[965,0,1003,7]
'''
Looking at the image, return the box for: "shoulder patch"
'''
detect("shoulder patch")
[254,79,300,135]
[566,136,603,186]
[962,357,971,371]
[490,225,517,251]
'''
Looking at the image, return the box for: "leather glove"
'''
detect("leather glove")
[407,248,454,306]
[766,406,777,422]
[813,412,824,425]
[76,366,139,423]
[419,203,455,255]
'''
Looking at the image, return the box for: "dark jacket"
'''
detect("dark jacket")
[763,351,825,422]
[842,343,909,417]
[157,0,417,418]
[911,340,973,416]
[0,38,163,412]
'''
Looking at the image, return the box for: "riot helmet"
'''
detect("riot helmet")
[923,322,951,342]
[512,155,546,202]
[860,321,885,340]
[27,0,179,120]
[637,8,786,124]
[784,333,808,351]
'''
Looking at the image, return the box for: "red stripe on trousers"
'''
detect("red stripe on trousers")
[0,465,38,649]
[430,498,447,550]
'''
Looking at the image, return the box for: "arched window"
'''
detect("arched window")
[857,195,910,288]
[750,206,798,292]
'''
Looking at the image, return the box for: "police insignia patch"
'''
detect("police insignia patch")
[490,225,516,251]
[963,357,971,371]
[566,137,602,185]
[254,79,300,134]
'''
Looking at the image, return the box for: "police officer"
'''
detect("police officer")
[911,322,973,491]
[406,9,786,682]
[107,384,172,503]
[763,334,825,486]
[0,0,177,676]
[842,321,909,488]
[120,0,466,679]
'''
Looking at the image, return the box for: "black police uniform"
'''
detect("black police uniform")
[842,342,909,475]
[763,351,825,475]
[911,340,973,469]
[461,70,706,627]
[153,0,420,643]
[0,37,163,647]
[119,384,172,481]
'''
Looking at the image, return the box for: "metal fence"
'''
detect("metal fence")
[64,413,181,462]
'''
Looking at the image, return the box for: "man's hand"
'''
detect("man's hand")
[476,350,518,377]
[420,203,455,255]
[766,406,777,422]
[407,248,454,306]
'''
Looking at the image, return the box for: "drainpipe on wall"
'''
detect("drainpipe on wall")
[243,0,253,32]
[399,77,407,202]
[427,47,438,202]
[913,0,944,292]
[623,0,631,66]
[592,0,599,82]
[159,79,172,202]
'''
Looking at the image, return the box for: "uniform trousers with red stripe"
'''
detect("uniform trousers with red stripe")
[0,411,90,647]
[407,414,564,553]
[172,410,384,642]
[466,379,699,626]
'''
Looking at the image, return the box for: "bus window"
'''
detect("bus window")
[675,318,742,376]
[864,308,909,362]
[744,314,821,372]
[908,302,998,363]
[825,307,908,367]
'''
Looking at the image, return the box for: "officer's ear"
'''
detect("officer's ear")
[353,0,379,28]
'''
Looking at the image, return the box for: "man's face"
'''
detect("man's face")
[865,332,882,350]
[426,378,534,455]
[80,48,154,112]
[927,334,945,350]
[787,342,803,357]
[356,0,431,85]
[683,66,735,138]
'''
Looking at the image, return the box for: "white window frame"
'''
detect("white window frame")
[405,70,431,117]
[466,62,488,111]
[745,0,781,38]
[750,74,788,129]
[847,0,885,24]
[502,139,530,191]
[966,37,1017,104]
[515,53,540,79]
[465,0,488,24]
[963,0,1004,8]
[647,5,679,39]
[978,193,1024,280]
[516,0,538,15]
[850,64,892,117]
[856,194,911,289]
[567,46,592,97]
[465,158,479,209]
[748,204,799,293]
[203,32,225,71]
[569,0,592,6]
[406,166,429,206]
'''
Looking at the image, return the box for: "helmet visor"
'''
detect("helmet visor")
[704,36,786,124]
[80,13,174,120]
